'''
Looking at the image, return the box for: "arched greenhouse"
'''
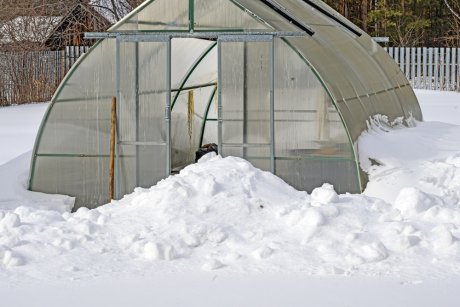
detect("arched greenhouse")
[28,0,423,210]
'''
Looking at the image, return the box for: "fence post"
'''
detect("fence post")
[440,48,445,90]
[399,47,405,73]
[457,48,460,92]
[446,48,451,91]
[451,47,456,91]
[416,47,421,89]
[411,47,416,88]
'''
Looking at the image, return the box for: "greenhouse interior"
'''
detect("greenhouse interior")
[28,0,423,210]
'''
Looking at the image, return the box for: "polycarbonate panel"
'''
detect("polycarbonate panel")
[36,99,111,155]
[171,38,217,89]
[118,40,169,196]
[114,0,189,31]
[258,0,422,141]
[220,40,272,172]
[194,0,269,30]
[273,38,359,193]
[231,0,303,32]
[31,38,117,210]
[33,156,109,209]
[275,159,358,193]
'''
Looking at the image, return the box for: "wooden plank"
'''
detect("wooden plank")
[109,97,117,201]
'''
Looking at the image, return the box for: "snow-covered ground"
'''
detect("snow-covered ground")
[1,90,460,306]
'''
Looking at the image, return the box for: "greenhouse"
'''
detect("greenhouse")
[28,0,423,210]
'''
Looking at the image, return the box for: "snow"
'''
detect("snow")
[0,90,460,306]
[0,103,47,166]
[415,90,460,124]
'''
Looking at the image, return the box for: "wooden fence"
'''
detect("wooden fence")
[0,46,88,106]
[385,47,460,92]
[1,45,458,106]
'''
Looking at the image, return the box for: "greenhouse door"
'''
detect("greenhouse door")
[115,37,171,198]
[218,35,275,172]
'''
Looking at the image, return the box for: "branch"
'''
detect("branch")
[444,0,460,21]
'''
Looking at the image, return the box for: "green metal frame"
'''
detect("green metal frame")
[189,0,195,32]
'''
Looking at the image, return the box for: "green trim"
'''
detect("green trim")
[241,156,355,162]
[280,38,363,193]
[172,82,216,93]
[199,85,217,146]
[37,153,110,158]
[189,0,195,32]
[171,42,217,110]
[275,156,354,162]
[35,153,136,158]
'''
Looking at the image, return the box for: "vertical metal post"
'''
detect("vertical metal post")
[243,42,248,159]
[217,40,223,156]
[166,38,172,176]
[135,42,140,186]
[115,39,121,199]
[269,37,275,174]
[188,0,195,32]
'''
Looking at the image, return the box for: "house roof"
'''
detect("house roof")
[0,16,63,44]
[0,2,110,46]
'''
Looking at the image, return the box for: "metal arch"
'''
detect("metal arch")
[199,85,218,147]
[171,41,217,110]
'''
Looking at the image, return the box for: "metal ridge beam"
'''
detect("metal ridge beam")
[84,31,309,40]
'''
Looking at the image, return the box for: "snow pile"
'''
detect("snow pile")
[1,93,460,289]
[0,153,74,212]
[1,153,460,283]
[0,103,47,166]
[359,116,460,205]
